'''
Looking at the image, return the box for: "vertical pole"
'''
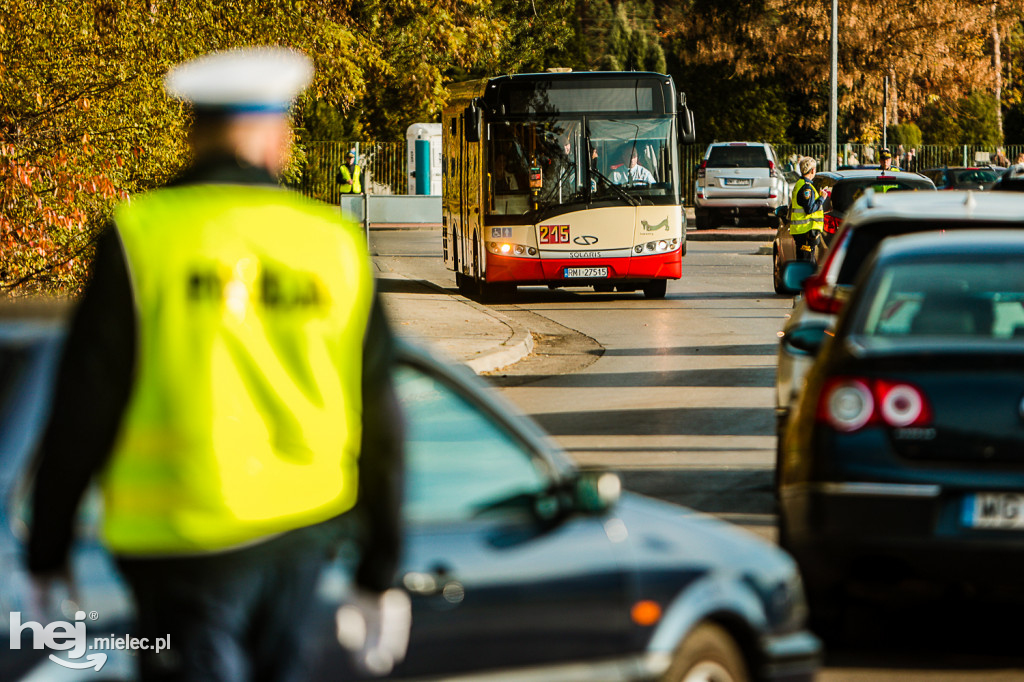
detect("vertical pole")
[829,0,838,171]
[883,76,889,149]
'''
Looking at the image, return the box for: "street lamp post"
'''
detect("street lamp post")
[829,0,838,171]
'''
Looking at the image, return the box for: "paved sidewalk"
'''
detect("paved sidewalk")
[373,264,534,374]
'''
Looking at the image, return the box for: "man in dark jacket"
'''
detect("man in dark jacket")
[28,47,406,682]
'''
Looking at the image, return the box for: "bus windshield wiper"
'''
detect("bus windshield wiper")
[591,168,640,206]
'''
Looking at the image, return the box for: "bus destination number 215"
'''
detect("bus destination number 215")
[540,225,570,244]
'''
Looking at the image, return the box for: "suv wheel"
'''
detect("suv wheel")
[695,212,711,230]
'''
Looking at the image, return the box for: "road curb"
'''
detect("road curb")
[422,283,536,374]
[686,229,775,242]
[373,262,535,374]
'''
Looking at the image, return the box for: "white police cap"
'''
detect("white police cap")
[164,46,313,113]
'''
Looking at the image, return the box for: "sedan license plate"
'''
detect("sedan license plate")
[963,493,1024,529]
[724,178,751,186]
[564,267,608,278]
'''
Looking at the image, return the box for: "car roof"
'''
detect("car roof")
[843,189,1024,227]
[705,141,771,148]
[817,169,928,180]
[876,228,1024,261]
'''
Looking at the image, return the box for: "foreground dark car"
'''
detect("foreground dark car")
[772,169,935,294]
[2,306,819,682]
[778,229,1024,632]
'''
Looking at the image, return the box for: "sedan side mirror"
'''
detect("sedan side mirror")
[781,260,815,295]
[783,324,831,356]
[573,469,621,513]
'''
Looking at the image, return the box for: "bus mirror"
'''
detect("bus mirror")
[678,106,695,144]
[464,100,481,143]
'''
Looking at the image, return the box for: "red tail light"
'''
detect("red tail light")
[816,377,931,432]
[823,213,840,234]
[768,160,776,174]
[698,160,707,180]
[803,273,843,314]
[802,228,849,313]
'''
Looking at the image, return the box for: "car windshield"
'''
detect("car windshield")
[856,260,1024,340]
[829,177,933,213]
[487,117,676,217]
[705,145,769,168]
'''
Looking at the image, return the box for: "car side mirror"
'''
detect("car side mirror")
[464,99,481,143]
[678,105,696,144]
[783,324,831,356]
[781,260,816,295]
[573,469,621,513]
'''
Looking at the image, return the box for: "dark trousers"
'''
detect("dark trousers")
[118,544,326,682]
[793,230,821,263]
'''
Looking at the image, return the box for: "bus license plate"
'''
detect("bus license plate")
[564,267,608,278]
[964,492,1024,529]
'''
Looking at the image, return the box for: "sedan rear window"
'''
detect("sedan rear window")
[859,261,1024,339]
[706,146,769,168]
[829,178,934,213]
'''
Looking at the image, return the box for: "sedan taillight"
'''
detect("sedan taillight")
[816,377,932,432]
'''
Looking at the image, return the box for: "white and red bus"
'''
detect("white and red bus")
[442,71,695,301]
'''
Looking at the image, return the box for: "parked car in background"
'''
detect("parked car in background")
[772,169,935,294]
[775,191,1024,465]
[694,142,788,229]
[920,166,999,191]
[778,229,1024,636]
[2,306,821,682]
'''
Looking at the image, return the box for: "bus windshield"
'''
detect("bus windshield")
[487,116,676,218]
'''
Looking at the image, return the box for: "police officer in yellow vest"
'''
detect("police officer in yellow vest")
[338,150,363,193]
[790,157,830,263]
[28,47,406,681]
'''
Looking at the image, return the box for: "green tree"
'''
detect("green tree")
[918,98,964,145]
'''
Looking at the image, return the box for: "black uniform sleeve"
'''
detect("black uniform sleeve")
[352,293,405,592]
[27,228,137,575]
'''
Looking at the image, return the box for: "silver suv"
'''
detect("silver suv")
[694,142,788,229]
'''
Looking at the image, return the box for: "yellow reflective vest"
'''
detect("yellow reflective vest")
[339,163,362,194]
[104,184,375,555]
[789,178,825,236]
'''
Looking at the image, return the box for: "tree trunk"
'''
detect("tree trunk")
[993,2,1004,141]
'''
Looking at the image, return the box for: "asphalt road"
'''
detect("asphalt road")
[371,227,1024,681]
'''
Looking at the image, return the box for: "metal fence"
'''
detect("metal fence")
[296,141,408,204]
[299,141,1023,208]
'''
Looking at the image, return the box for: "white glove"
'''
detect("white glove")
[335,587,412,676]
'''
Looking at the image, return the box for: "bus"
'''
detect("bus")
[442,71,695,302]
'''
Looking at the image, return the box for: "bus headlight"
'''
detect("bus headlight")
[487,242,537,257]
[636,239,678,254]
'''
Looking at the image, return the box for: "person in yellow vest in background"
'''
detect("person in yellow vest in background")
[27,47,407,681]
[789,156,830,263]
[879,147,900,171]
[338,149,363,193]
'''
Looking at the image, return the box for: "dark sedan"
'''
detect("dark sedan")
[2,306,820,682]
[778,229,1024,636]
[920,166,999,191]
[772,169,935,294]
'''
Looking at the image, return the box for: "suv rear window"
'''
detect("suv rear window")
[706,146,769,168]
[837,220,1024,285]
[830,178,934,213]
